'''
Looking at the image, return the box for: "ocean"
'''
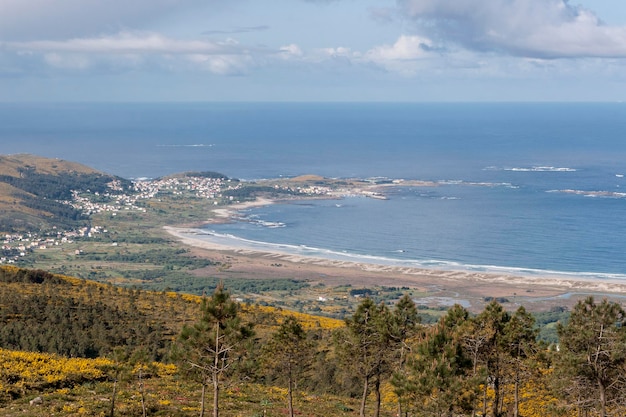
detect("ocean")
[2,102,626,279]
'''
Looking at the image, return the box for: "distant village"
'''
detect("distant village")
[1,175,335,265]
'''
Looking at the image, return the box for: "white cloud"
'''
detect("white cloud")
[279,44,303,59]
[7,32,226,54]
[1,31,261,75]
[366,35,433,61]
[2,0,623,87]
[398,0,626,58]
[362,35,436,75]
[185,53,254,75]
[315,46,357,59]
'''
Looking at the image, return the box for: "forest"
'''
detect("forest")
[0,165,130,232]
[1,265,625,417]
[0,167,129,201]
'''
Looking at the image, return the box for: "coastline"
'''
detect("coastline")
[164,195,626,311]
[209,197,276,223]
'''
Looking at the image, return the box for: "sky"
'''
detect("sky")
[1,0,626,102]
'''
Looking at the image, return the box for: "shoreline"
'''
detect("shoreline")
[164,195,626,311]
[165,225,626,292]
[209,197,276,223]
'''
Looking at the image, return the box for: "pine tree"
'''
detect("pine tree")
[105,347,132,417]
[262,315,314,417]
[174,283,253,417]
[388,294,421,417]
[502,306,537,417]
[556,297,626,417]
[473,300,510,417]
[334,298,391,417]
[393,304,476,417]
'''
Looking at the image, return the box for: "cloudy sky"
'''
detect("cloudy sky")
[1,0,626,101]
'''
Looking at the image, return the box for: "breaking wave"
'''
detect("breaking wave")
[548,189,626,199]
[485,166,577,172]
[184,229,626,282]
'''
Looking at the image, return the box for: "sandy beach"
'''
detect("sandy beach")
[164,198,626,312]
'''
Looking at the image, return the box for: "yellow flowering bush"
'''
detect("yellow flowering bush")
[251,305,344,330]
[0,348,112,400]
[152,362,177,377]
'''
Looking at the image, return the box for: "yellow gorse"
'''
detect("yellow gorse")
[251,305,344,330]
[0,348,112,394]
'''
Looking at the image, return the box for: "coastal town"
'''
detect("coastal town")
[1,174,342,265]
[1,175,236,264]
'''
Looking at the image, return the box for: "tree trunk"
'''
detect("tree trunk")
[213,322,220,417]
[200,383,206,417]
[288,374,294,417]
[513,356,520,417]
[492,375,500,417]
[471,350,478,417]
[599,380,606,417]
[513,378,519,417]
[109,378,117,417]
[373,376,381,417]
[397,345,406,417]
[213,376,219,417]
[360,375,369,417]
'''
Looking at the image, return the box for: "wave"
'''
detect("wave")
[186,229,626,282]
[484,166,576,172]
[157,144,214,148]
[437,180,518,188]
[232,214,286,228]
[547,189,626,199]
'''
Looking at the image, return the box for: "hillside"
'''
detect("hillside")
[0,266,363,417]
[4,266,626,417]
[0,154,100,177]
[0,265,341,360]
[0,154,130,232]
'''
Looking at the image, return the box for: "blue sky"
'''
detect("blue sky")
[1,0,625,102]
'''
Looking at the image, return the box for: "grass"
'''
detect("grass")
[0,377,396,417]
[0,154,99,177]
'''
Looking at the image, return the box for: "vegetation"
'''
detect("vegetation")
[335,298,389,417]
[180,172,230,180]
[174,284,254,417]
[261,315,314,417]
[0,169,125,201]
[395,305,476,416]
[0,266,180,360]
[556,297,626,416]
[1,267,626,416]
[0,154,129,232]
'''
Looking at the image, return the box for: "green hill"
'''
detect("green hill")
[0,265,198,360]
[0,266,362,417]
[0,154,130,232]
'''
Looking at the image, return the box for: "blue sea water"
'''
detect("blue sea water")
[2,102,626,279]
